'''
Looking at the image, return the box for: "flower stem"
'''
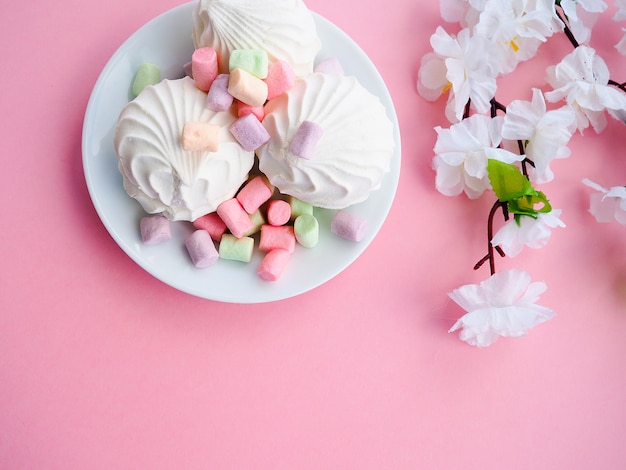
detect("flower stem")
[556,7,580,49]
[474,201,509,275]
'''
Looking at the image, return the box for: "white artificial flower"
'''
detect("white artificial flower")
[433,114,525,198]
[417,27,499,123]
[491,209,566,257]
[545,46,626,133]
[448,269,555,347]
[559,0,607,44]
[439,0,485,26]
[582,178,626,224]
[474,0,558,74]
[614,0,626,54]
[501,88,576,183]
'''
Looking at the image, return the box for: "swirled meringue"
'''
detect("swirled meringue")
[192,0,321,77]
[114,77,254,221]
[257,73,395,209]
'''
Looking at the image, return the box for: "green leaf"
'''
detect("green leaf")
[486,159,534,202]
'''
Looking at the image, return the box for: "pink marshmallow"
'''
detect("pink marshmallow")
[140,215,171,245]
[229,114,270,151]
[227,68,268,107]
[185,230,219,268]
[331,211,367,242]
[193,212,227,241]
[216,198,254,238]
[265,60,295,100]
[289,120,324,159]
[206,74,233,112]
[236,175,273,214]
[257,249,291,281]
[192,47,219,92]
[314,57,344,75]
[267,199,291,226]
[259,225,296,253]
[238,102,265,121]
[182,122,220,152]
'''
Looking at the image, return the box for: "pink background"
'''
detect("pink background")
[2,0,626,468]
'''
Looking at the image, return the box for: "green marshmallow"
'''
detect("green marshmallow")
[132,63,161,98]
[243,209,266,237]
[229,49,269,79]
[219,234,254,262]
[294,214,319,248]
[288,196,313,221]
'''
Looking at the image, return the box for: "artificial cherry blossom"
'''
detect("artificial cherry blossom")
[582,178,626,224]
[417,27,499,122]
[501,88,576,183]
[433,114,525,198]
[491,209,566,257]
[614,0,626,54]
[558,0,607,44]
[545,45,626,132]
[448,269,555,347]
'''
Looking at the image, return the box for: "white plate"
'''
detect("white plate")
[82,2,401,303]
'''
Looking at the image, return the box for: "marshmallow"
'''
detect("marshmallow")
[314,57,344,75]
[192,47,219,91]
[289,120,324,159]
[206,74,233,112]
[259,225,296,253]
[182,122,220,152]
[238,102,265,121]
[193,212,227,241]
[229,114,271,151]
[257,249,291,281]
[228,68,268,107]
[219,234,254,262]
[185,230,219,268]
[265,60,296,100]
[229,49,269,79]
[244,209,266,237]
[267,199,291,226]
[132,63,161,98]
[331,211,367,242]
[140,215,171,245]
[236,175,274,213]
[288,196,313,221]
[294,214,319,248]
[216,198,254,238]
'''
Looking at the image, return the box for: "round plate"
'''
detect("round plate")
[82,2,401,303]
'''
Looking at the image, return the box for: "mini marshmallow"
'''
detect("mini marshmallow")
[219,234,254,262]
[206,74,233,112]
[267,199,291,226]
[185,230,219,268]
[289,120,324,159]
[331,211,367,242]
[236,175,274,213]
[314,57,344,75]
[228,68,268,107]
[192,47,219,92]
[229,114,271,151]
[257,249,291,281]
[243,209,266,237]
[265,60,295,100]
[193,212,227,241]
[294,214,319,248]
[132,63,161,98]
[288,196,313,221]
[229,49,269,79]
[216,198,254,238]
[182,122,220,152]
[140,215,171,245]
[238,102,265,121]
[259,225,296,253]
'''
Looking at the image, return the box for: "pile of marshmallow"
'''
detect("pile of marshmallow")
[133,47,367,281]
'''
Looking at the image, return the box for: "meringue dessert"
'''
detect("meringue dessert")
[257,73,395,209]
[192,0,321,77]
[114,77,255,221]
